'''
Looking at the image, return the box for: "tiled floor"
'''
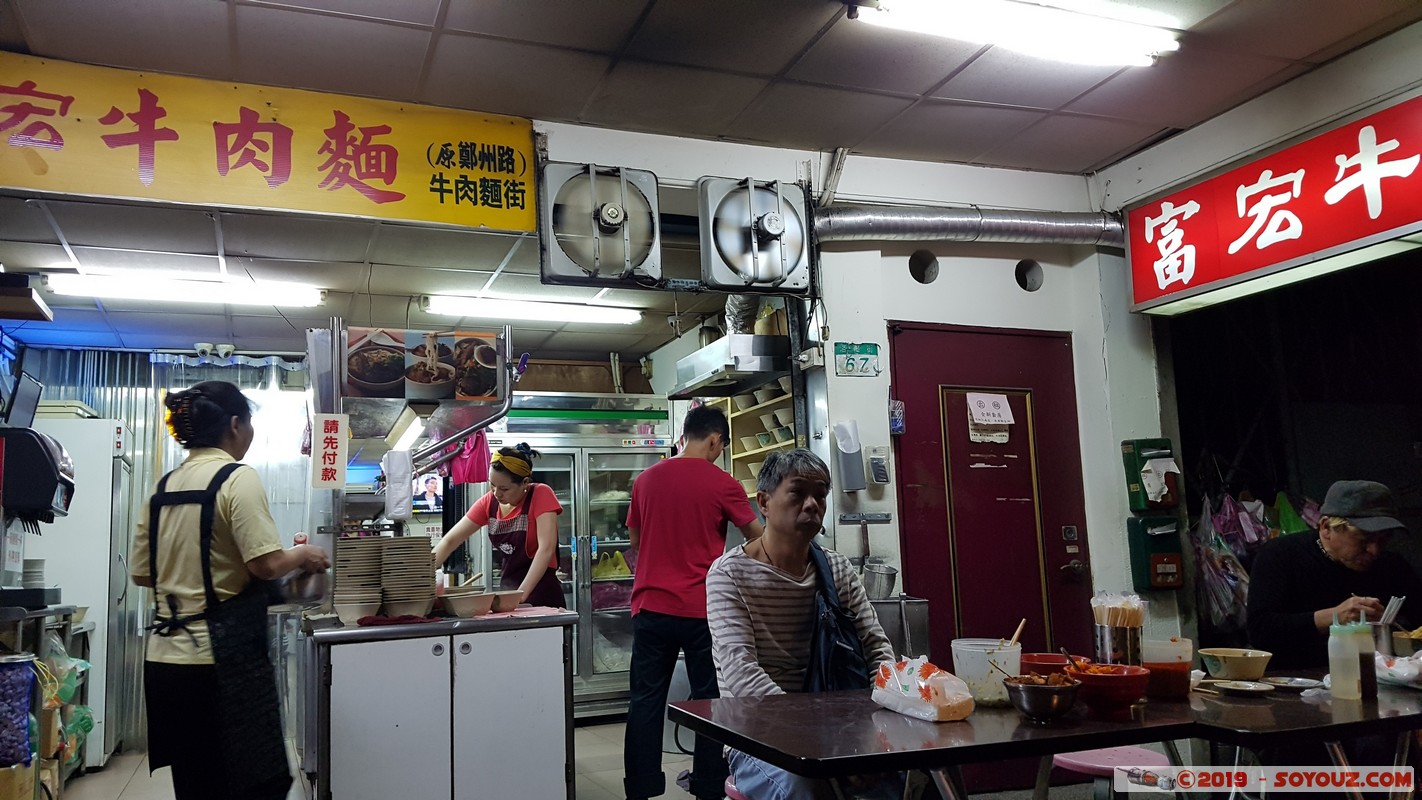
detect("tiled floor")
[60,722,694,800]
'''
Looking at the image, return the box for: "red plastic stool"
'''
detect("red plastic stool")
[725,776,752,800]
[1043,746,1171,800]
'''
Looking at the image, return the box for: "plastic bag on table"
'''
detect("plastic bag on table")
[871,656,974,722]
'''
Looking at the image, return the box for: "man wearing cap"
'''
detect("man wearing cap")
[1248,480,1422,669]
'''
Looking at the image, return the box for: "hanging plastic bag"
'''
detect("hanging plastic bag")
[1193,498,1251,630]
[1212,494,1269,559]
[1275,492,1310,535]
[0,655,35,767]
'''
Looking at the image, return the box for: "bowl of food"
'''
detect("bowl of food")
[1020,652,1091,676]
[1004,673,1080,723]
[491,590,523,612]
[405,361,456,400]
[1198,648,1272,681]
[347,345,405,396]
[444,591,495,618]
[453,337,498,399]
[1063,664,1149,715]
[408,341,454,366]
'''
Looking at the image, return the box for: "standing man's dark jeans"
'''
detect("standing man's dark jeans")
[625,610,727,800]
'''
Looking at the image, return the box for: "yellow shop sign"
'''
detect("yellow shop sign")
[0,52,535,232]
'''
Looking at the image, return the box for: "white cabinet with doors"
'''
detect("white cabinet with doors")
[315,612,575,800]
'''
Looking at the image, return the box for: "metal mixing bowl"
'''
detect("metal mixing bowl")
[1004,679,1080,724]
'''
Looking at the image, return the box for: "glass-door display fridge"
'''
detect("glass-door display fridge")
[469,393,671,716]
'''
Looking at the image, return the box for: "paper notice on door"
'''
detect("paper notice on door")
[966,393,1015,425]
[968,417,1010,444]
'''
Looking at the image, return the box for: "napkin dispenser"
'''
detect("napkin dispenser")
[0,428,75,523]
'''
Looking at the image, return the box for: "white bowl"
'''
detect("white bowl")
[739,436,760,452]
[758,413,778,431]
[746,461,764,477]
[385,598,434,617]
[740,478,757,494]
[772,425,794,443]
[753,388,779,405]
[445,592,496,618]
[405,361,456,400]
[490,590,523,612]
[773,409,795,427]
[777,376,792,393]
[335,601,381,625]
[732,394,757,411]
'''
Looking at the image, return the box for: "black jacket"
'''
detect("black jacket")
[1245,530,1422,669]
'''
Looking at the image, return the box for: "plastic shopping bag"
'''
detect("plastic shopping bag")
[871,656,974,722]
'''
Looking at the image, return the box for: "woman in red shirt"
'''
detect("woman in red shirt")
[433,443,564,607]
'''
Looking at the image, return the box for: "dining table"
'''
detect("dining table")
[669,678,1422,800]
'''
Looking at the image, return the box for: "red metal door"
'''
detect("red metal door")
[888,323,1094,663]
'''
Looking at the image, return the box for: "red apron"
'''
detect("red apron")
[486,487,564,608]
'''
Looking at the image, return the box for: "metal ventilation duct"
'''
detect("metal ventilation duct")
[813,205,1125,247]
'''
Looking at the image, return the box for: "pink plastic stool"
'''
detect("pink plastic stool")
[725,776,751,800]
[1045,746,1171,800]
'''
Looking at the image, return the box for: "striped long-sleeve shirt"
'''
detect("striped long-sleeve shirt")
[707,544,896,697]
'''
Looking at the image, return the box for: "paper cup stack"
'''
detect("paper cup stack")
[334,537,384,624]
[381,537,436,617]
[21,559,44,589]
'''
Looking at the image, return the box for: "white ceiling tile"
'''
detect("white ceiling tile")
[727,82,914,150]
[230,314,308,339]
[258,0,442,25]
[0,198,58,242]
[368,225,527,268]
[1062,48,1294,128]
[581,62,768,137]
[1088,0,1233,29]
[442,0,643,52]
[976,114,1169,173]
[0,242,68,271]
[624,0,840,75]
[12,328,114,349]
[422,35,611,122]
[1190,0,1420,62]
[220,212,375,261]
[482,274,605,302]
[50,202,216,253]
[931,48,1121,110]
[230,257,369,292]
[39,307,114,332]
[15,0,232,77]
[543,330,644,353]
[857,102,1045,164]
[104,310,232,338]
[234,5,430,100]
[69,247,222,275]
[787,19,983,96]
[367,263,493,296]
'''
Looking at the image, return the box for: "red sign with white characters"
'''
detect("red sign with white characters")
[1127,94,1422,310]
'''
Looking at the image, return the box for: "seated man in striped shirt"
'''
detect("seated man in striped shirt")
[707,448,898,800]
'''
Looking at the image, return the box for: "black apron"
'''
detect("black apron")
[486,487,564,608]
[146,462,291,798]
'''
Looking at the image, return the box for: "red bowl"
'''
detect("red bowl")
[1020,653,1092,676]
[1064,664,1150,714]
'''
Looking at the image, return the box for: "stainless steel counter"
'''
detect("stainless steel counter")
[307,608,578,645]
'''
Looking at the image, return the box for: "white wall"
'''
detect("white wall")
[555,118,1171,632]
[1094,20,1422,211]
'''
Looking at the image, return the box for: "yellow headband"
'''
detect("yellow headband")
[491,452,532,478]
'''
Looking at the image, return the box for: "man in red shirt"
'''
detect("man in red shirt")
[623,404,762,800]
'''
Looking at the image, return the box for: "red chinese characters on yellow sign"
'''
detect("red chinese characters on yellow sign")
[0,52,535,232]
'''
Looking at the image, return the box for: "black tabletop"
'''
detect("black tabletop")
[668,691,1198,780]
[670,680,1422,779]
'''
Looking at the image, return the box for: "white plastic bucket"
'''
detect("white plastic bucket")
[950,638,1021,707]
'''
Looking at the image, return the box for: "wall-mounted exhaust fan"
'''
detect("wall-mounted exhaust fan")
[539,161,661,287]
[697,177,810,293]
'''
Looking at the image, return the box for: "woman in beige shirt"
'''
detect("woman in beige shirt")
[131,381,328,800]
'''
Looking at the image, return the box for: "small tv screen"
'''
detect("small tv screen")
[413,472,443,514]
[5,373,42,429]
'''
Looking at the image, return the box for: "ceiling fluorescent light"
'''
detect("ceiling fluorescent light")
[44,274,325,307]
[391,414,425,453]
[423,295,641,325]
[857,0,1180,67]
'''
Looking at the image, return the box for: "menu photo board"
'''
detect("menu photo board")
[345,327,499,401]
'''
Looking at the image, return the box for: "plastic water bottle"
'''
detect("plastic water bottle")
[1353,611,1378,699]
[1330,613,1362,700]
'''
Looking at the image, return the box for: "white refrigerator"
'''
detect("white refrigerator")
[29,417,139,769]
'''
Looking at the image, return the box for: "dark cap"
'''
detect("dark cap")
[1320,480,1407,533]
